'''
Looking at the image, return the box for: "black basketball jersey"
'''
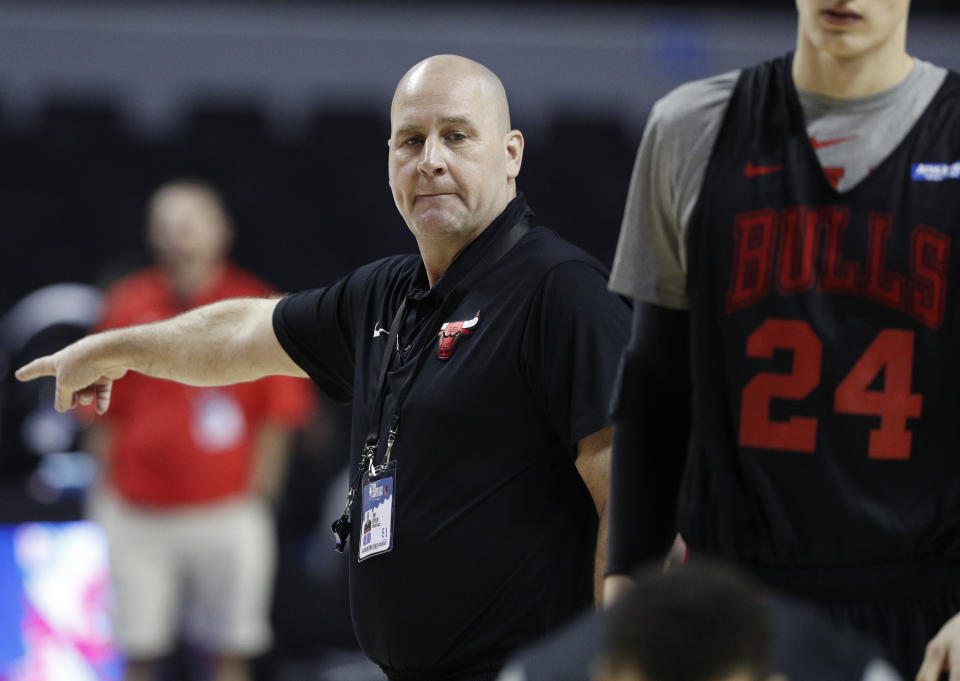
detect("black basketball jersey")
[681,55,960,566]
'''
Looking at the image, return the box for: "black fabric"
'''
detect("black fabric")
[679,54,960,674]
[498,608,603,681]
[273,196,631,679]
[606,302,690,574]
[749,558,960,676]
[769,596,899,681]
[499,592,895,681]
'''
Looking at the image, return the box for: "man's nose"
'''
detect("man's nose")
[417,137,446,176]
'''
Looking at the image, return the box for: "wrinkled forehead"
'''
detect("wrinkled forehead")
[390,68,496,134]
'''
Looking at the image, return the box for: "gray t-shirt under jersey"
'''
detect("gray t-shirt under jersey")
[609,59,948,309]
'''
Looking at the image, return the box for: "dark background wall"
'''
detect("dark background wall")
[1,0,958,314]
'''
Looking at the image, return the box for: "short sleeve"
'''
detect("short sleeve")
[609,70,739,309]
[272,270,366,404]
[520,260,631,448]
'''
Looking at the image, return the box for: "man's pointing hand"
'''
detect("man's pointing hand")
[15,337,127,415]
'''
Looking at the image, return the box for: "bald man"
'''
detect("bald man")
[18,56,630,680]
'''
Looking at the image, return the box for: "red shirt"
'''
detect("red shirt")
[95,265,315,506]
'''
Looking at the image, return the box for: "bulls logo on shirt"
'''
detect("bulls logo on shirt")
[437,312,479,360]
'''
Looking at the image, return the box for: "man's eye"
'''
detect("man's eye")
[447,132,467,142]
[403,136,423,146]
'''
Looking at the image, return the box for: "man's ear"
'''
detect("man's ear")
[505,129,524,181]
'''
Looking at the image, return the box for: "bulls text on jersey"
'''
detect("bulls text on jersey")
[725,205,950,330]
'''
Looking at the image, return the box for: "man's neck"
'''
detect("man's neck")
[416,191,520,288]
[793,35,913,99]
[417,225,487,288]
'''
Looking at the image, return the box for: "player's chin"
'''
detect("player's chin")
[813,31,873,58]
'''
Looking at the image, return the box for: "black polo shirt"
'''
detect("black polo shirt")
[273,196,630,680]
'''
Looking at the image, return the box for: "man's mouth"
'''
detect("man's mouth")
[820,6,862,25]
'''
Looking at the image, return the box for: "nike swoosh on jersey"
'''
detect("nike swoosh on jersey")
[810,134,856,149]
[372,322,389,338]
[744,161,785,178]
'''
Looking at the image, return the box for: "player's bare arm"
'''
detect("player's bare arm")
[15,296,305,413]
[916,612,960,681]
[575,426,611,606]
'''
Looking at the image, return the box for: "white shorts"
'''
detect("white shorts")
[89,488,275,658]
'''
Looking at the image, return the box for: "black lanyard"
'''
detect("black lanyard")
[332,216,529,551]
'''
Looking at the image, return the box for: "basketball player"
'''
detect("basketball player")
[605,1,960,678]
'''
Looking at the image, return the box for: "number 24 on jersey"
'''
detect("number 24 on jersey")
[739,318,922,460]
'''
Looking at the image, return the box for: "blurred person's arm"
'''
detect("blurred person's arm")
[15,297,304,413]
[253,372,317,502]
[252,424,294,503]
[603,302,690,604]
[80,422,113,484]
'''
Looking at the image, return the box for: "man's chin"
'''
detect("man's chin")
[810,28,872,58]
[409,209,467,238]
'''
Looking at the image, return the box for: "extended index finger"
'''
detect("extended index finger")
[15,356,57,383]
[916,638,948,681]
[948,636,960,681]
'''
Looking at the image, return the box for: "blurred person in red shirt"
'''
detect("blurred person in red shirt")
[84,179,315,681]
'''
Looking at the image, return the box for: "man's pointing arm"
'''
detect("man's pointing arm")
[15,296,306,414]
